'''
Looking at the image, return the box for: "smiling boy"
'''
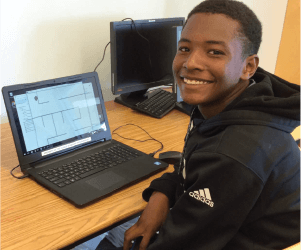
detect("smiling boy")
[175,13,258,119]
[122,1,300,249]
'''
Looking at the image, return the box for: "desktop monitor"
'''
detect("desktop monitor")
[110,17,185,108]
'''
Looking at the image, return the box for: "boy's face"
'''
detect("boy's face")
[173,13,249,115]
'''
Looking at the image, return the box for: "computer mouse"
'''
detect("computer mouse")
[158,151,182,165]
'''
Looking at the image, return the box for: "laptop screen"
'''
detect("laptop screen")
[7,76,107,157]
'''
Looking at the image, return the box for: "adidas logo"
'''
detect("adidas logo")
[189,188,214,207]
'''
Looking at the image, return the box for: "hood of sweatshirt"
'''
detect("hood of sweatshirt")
[194,67,300,135]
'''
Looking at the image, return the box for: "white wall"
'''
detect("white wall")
[0,0,288,123]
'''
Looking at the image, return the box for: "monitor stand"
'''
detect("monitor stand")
[175,101,194,116]
[114,90,148,109]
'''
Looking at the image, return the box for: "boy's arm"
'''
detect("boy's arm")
[123,191,170,250]
[142,168,183,208]
[123,169,182,250]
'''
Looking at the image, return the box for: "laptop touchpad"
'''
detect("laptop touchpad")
[85,171,125,191]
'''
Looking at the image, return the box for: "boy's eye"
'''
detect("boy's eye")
[178,46,189,52]
[209,50,224,55]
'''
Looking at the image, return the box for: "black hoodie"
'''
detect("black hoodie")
[143,67,300,250]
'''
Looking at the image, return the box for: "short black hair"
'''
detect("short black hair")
[186,0,262,59]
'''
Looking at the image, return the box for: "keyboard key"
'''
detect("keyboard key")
[45,175,54,180]
[79,166,106,178]
[53,178,66,185]
[49,177,59,182]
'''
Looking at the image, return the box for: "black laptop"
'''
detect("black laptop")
[2,72,168,207]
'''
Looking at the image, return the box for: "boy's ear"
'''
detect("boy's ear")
[241,55,259,80]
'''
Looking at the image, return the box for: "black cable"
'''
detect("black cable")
[94,42,111,72]
[121,18,154,80]
[94,17,154,80]
[121,18,150,43]
[10,165,29,179]
[112,124,163,156]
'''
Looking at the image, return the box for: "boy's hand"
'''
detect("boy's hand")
[123,191,170,250]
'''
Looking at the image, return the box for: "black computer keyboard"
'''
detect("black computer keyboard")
[38,144,140,188]
[134,88,176,118]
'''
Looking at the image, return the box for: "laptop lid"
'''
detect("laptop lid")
[2,72,111,172]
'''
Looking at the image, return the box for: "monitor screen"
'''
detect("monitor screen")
[110,17,184,107]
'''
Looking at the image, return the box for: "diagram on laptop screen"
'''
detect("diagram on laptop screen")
[14,82,106,152]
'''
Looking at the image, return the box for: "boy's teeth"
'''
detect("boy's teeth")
[184,78,210,85]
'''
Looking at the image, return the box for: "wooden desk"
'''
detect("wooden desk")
[1,101,190,250]
[284,242,301,250]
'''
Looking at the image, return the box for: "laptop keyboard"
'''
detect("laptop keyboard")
[38,145,141,188]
